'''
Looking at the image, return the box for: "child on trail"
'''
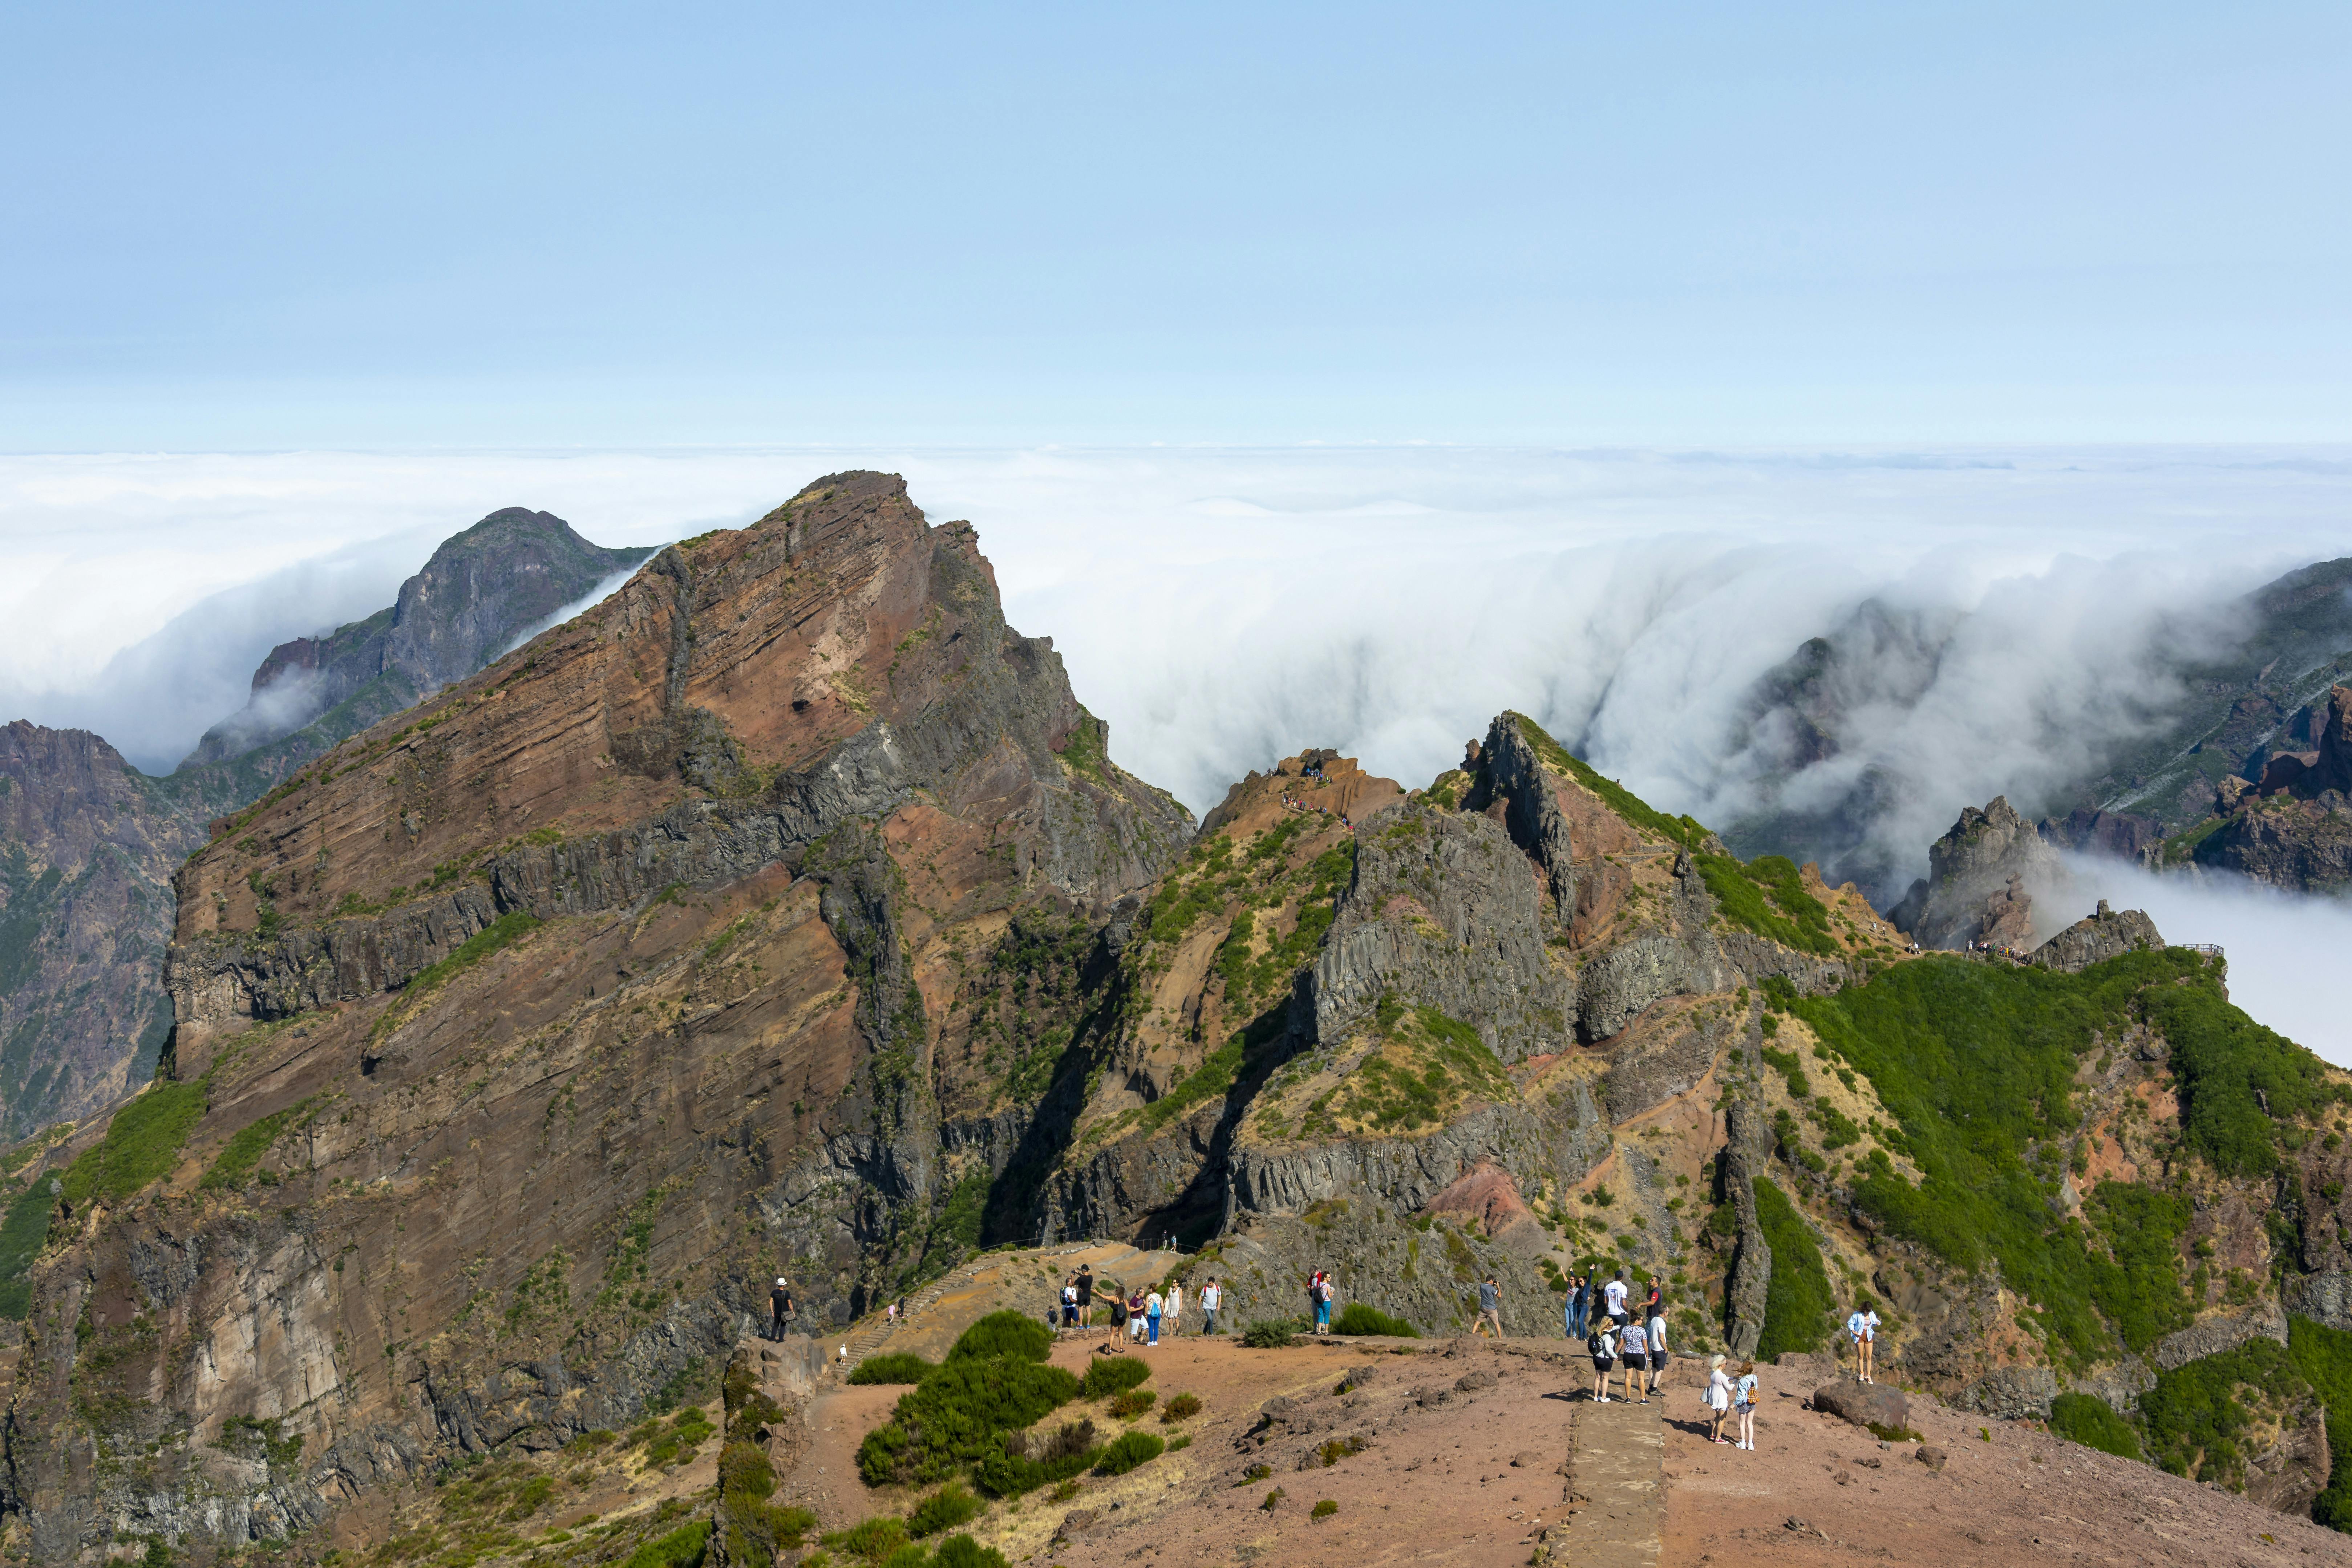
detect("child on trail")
[1587,1320,1618,1402]
[1846,1306,1881,1383]
[1145,1287,1164,1345]
[1706,1354,1733,1444]
[1619,1317,1649,1403]
[1734,1361,1760,1450]
[1475,1275,1503,1340]
[1201,1278,1222,1335]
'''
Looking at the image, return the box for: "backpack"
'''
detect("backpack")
[1586,1330,1608,1357]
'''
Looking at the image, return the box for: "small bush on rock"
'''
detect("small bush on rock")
[1331,1304,1418,1338]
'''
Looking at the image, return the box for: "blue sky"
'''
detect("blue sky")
[3,2,2348,447]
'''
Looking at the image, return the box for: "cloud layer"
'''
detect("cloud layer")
[4,445,2348,1056]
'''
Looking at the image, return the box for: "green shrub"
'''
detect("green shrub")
[2288,1315,2352,1532]
[858,1357,1081,1487]
[1311,1500,1337,1521]
[969,1421,1101,1499]
[1331,1303,1418,1337]
[1865,1422,1922,1443]
[2048,1393,2141,1460]
[1750,1176,1833,1357]
[1106,1388,1155,1419]
[1093,1431,1164,1476]
[619,1521,712,1568]
[1788,949,2299,1371]
[1079,1357,1151,1398]
[946,1311,1054,1364]
[2139,1338,2308,1487]
[2084,1183,2194,1354]
[930,1537,1010,1568]
[906,1484,983,1538]
[1240,1319,1301,1349]
[824,1517,910,1567]
[1160,1393,1202,1422]
[850,1353,935,1386]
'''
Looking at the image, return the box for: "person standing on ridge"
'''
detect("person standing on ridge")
[1200,1277,1222,1336]
[1475,1275,1504,1340]
[1603,1268,1630,1327]
[769,1278,793,1342]
[1644,1287,1669,1396]
[1075,1265,1096,1330]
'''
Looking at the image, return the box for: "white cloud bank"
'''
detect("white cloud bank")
[3,445,2348,1057]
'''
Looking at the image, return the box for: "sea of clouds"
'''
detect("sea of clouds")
[3,445,2347,1054]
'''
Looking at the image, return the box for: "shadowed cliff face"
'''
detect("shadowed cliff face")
[0,725,182,1137]
[0,473,1192,1561]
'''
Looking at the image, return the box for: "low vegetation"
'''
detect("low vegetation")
[1331,1303,1418,1337]
[848,1353,935,1386]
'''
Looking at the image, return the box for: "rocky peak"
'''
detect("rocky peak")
[1889,794,2065,949]
[2029,898,2165,973]
[183,507,652,767]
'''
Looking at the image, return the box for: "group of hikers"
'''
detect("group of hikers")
[1052,1266,1228,1345]
[788,1250,1888,1455]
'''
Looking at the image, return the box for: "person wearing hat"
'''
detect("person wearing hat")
[769,1278,794,1341]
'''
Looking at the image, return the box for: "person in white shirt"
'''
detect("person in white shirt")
[1733,1361,1760,1450]
[1705,1354,1734,1445]
[1200,1279,1222,1335]
[1145,1288,1164,1345]
[1643,1312,1669,1396]
[1165,1282,1183,1338]
[1846,1308,1882,1383]
[1603,1269,1630,1325]
[1618,1319,1649,1403]
[1588,1321,1618,1402]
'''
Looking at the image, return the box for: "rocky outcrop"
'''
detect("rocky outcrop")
[185,509,653,767]
[0,725,190,1138]
[2285,1271,2352,1332]
[0,474,1191,1561]
[2029,900,2163,973]
[1307,801,1575,1065]
[2147,1300,2288,1372]
[2204,794,2352,894]
[1465,714,1574,915]
[1719,1101,1773,1359]
[1888,796,2065,949]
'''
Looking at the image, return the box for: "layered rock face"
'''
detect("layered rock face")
[0,474,1189,1560]
[185,509,653,767]
[0,514,653,1143]
[2029,899,2163,973]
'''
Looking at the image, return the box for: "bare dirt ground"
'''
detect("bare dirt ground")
[1658,1373,2351,1566]
[790,1330,2352,1568]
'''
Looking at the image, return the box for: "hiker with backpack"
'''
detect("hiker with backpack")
[768,1278,793,1341]
[1587,1319,1618,1401]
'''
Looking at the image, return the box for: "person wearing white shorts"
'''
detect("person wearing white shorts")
[1845,1308,1881,1383]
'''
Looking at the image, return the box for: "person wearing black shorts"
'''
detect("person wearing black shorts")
[1587,1321,1618,1402]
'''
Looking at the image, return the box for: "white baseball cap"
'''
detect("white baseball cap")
[776,1277,787,1285]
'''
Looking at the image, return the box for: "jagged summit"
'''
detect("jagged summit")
[182,505,653,768]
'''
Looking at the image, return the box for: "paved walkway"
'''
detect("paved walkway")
[1547,1395,1665,1565]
